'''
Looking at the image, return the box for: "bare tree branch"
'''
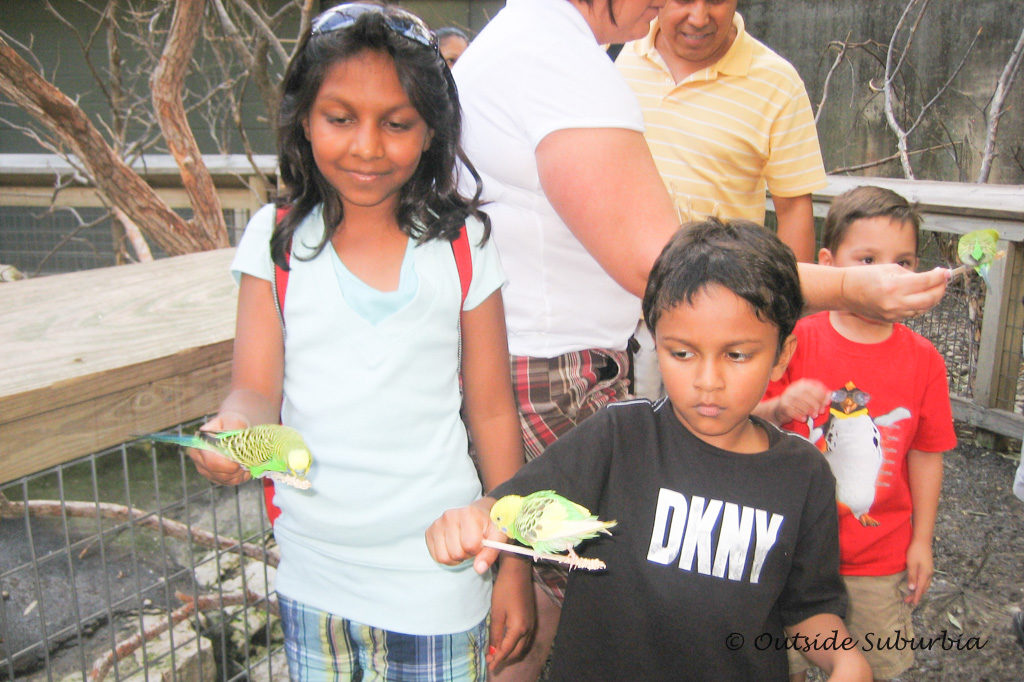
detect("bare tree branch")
[977,22,1024,182]
[150,0,229,248]
[0,35,217,254]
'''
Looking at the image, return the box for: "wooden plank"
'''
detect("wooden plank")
[0,248,237,407]
[2,185,262,211]
[974,241,1024,411]
[813,176,1024,224]
[0,359,231,484]
[951,396,1024,441]
[0,153,277,187]
[0,249,239,480]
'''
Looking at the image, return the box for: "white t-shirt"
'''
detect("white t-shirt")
[455,0,646,357]
[231,204,504,634]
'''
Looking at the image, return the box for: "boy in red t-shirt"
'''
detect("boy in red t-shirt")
[756,186,957,681]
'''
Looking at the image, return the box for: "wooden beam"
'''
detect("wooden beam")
[950,396,1024,441]
[974,241,1024,411]
[0,249,238,483]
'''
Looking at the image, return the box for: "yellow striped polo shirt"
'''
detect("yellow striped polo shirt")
[616,14,826,225]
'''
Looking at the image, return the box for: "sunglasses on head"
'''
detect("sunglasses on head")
[310,2,438,52]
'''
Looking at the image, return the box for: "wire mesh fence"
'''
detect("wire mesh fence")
[0,420,286,682]
[0,207,243,278]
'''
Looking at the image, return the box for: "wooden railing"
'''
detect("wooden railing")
[1,157,1022,483]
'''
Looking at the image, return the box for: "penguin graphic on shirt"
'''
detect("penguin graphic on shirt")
[806,381,911,526]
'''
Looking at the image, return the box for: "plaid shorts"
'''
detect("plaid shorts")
[278,594,488,681]
[511,349,631,603]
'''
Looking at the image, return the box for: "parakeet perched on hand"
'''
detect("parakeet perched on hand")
[490,490,616,558]
[143,424,312,486]
[956,228,1001,284]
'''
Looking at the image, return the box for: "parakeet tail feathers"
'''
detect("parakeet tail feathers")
[142,432,206,449]
[546,518,617,539]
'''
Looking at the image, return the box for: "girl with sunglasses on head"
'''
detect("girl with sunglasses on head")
[185,3,530,679]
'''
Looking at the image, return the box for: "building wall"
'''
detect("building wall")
[743,0,1024,184]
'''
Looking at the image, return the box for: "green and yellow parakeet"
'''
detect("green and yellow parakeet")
[143,424,312,487]
[955,229,1002,284]
[490,490,616,558]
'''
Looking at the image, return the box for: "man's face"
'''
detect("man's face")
[657,0,738,72]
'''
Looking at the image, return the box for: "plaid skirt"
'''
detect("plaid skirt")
[511,349,631,603]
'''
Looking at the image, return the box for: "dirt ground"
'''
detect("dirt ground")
[894,426,1024,681]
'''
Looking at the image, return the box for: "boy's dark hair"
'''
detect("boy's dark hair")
[642,218,803,349]
[272,4,489,269]
[821,186,921,255]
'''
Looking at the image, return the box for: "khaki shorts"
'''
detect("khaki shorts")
[788,572,914,679]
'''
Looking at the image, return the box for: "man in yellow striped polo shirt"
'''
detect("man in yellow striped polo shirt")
[616,0,825,263]
[617,1,827,400]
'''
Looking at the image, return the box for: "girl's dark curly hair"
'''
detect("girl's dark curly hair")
[272,4,489,269]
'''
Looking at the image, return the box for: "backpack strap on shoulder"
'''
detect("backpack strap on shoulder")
[271,206,292,336]
[450,223,472,309]
[450,224,473,378]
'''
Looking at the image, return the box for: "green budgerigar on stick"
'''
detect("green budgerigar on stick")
[483,490,616,571]
[143,424,313,489]
[950,228,1004,285]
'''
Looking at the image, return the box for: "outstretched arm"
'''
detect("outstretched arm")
[459,290,535,667]
[536,127,679,298]
[799,262,949,321]
[537,127,948,319]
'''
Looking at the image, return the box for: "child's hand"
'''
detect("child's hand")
[186,412,251,487]
[774,379,830,425]
[424,497,505,574]
[904,539,934,605]
[840,264,948,322]
[488,557,535,669]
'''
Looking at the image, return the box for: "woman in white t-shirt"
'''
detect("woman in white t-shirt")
[452,0,951,678]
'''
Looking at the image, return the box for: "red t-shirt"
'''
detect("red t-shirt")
[764,312,957,575]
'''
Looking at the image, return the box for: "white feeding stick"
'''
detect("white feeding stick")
[482,539,607,571]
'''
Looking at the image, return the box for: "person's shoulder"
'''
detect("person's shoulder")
[244,203,278,235]
[462,214,488,245]
[599,398,660,433]
[744,31,806,85]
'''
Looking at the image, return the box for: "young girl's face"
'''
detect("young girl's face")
[655,284,795,453]
[304,49,433,217]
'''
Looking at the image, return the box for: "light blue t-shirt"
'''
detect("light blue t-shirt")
[231,204,505,634]
[329,237,418,325]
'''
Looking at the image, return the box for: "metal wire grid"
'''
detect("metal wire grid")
[0,423,284,682]
[0,208,242,277]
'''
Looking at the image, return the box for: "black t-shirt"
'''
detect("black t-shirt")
[493,399,846,681]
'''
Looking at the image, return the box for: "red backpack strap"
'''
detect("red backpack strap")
[272,206,292,333]
[265,205,291,528]
[450,223,472,309]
